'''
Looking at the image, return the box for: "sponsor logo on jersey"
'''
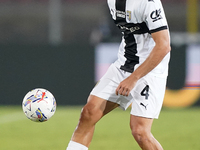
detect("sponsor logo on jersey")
[150,9,162,22]
[117,24,140,33]
[116,10,126,18]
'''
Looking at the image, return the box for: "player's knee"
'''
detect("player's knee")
[79,104,101,124]
[80,105,93,122]
[130,125,150,145]
[131,127,143,142]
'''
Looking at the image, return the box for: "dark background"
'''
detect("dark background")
[1,44,199,106]
[0,44,94,105]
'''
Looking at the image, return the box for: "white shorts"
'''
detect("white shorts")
[90,64,167,119]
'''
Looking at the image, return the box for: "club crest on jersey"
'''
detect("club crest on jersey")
[126,10,131,21]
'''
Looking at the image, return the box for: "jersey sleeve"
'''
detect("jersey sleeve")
[143,0,168,34]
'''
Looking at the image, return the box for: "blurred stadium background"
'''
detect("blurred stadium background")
[0,0,200,150]
[0,0,199,107]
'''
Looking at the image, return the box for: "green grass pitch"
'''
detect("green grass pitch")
[0,106,200,150]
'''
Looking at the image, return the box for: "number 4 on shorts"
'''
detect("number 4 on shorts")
[140,85,149,100]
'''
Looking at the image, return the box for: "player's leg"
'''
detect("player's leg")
[129,75,166,150]
[67,95,119,150]
[67,64,132,150]
[130,115,163,150]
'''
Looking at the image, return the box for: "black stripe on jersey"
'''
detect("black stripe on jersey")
[115,0,126,23]
[120,33,139,73]
[115,0,140,73]
[116,0,126,12]
[150,26,168,34]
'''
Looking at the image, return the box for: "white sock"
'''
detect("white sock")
[66,141,88,150]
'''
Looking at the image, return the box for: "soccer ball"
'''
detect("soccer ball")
[22,88,56,122]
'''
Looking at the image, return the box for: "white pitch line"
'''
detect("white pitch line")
[0,112,26,124]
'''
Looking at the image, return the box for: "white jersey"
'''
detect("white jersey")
[107,0,170,77]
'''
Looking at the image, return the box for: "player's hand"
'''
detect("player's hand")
[115,76,138,97]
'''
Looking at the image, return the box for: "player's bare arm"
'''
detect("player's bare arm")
[116,29,171,96]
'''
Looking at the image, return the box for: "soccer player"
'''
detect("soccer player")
[66,0,171,149]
